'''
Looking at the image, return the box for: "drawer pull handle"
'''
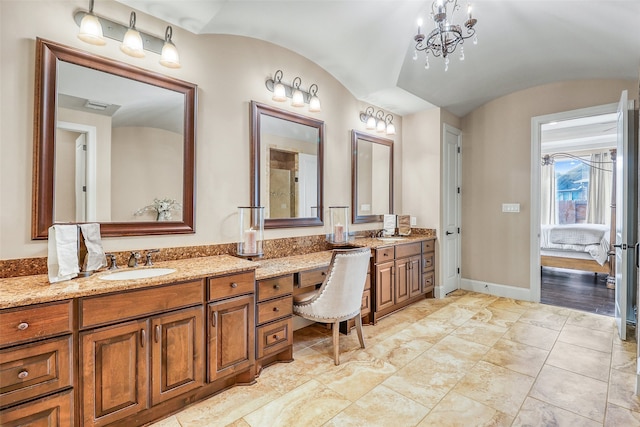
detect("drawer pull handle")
[273,334,279,340]
[230,282,238,288]
[321,272,326,276]
[17,322,29,331]
[155,325,161,343]
[211,311,218,327]
[17,370,29,379]
[274,284,280,290]
[273,307,279,312]
[140,329,146,348]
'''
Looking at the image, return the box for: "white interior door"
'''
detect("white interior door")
[297,153,317,217]
[441,124,462,296]
[614,90,630,340]
[75,134,87,222]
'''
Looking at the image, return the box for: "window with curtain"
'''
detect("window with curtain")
[555,157,590,224]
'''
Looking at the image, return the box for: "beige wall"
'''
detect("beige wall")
[461,79,638,290]
[0,0,404,260]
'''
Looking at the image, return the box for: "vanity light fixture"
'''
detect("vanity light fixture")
[77,0,105,45]
[74,1,181,68]
[360,107,396,136]
[265,70,322,112]
[121,12,145,58]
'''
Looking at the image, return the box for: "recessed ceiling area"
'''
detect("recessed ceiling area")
[114,0,640,117]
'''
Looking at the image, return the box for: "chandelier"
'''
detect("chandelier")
[412,0,478,71]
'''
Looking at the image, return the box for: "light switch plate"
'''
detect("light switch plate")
[502,203,520,213]
[410,216,417,226]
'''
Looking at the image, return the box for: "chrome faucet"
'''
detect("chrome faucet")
[144,249,160,266]
[105,253,119,270]
[128,251,141,267]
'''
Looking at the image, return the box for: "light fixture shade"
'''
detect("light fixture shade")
[78,13,106,46]
[376,119,386,133]
[386,123,396,135]
[366,116,376,129]
[121,28,145,57]
[291,89,305,107]
[160,41,180,68]
[272,82,287,102]
[309,95,321,112]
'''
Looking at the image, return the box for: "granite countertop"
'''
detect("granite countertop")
[0,235,435,309]
[0,255,257,309]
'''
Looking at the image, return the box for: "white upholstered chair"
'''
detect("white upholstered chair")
[293,247,371,365]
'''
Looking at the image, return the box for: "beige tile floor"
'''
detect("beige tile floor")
[150,290,640,426]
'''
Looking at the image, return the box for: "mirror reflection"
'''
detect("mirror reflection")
[251,101,324,228]
[55,62,185,223]
[351,130,393,223]
[32,39,196,239]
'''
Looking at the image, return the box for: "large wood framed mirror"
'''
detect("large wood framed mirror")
[351,130,393,223]
[250,101,324,228]
[32,38,197,239]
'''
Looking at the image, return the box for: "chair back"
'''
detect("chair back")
[298,247,371,321]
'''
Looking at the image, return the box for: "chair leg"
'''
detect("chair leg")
[355,312,365,349]
[333,321,340,365]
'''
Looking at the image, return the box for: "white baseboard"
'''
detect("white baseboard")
[460,278,532,302]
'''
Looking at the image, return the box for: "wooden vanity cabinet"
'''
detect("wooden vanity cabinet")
[79,280,205,427]
[373,242,425,322]
[207,271,255,383]
[422,239,436,296]
[0,300,74,426]
[255,275,293,373]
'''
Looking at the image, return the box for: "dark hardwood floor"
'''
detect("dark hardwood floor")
[541,267,615,317]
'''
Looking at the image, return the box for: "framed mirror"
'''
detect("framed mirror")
[351,130,393,223]
[250,101,324,228]
[32,38,197,239]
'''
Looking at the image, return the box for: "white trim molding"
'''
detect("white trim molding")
[461,278,532,301]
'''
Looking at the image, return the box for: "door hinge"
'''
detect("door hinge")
[457,267,460,274]
[82,144,87,151]
[457,227,460,234]
[457,146,461,154]
[82,185,87,192]
[457,187,460,194]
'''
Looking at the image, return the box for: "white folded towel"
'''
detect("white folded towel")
[79,223,107,271]
[383,214,396,236]
[48,224,80,283]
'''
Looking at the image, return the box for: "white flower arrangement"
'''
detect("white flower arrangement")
[134,198,182,221]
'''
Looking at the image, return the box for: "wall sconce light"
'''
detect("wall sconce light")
[360,107,396,136]
[74,0,181,68]
[265,70,321,112]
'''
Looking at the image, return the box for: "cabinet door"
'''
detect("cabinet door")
[408,256,422,298]
[0,389,73,427]
[80,319,148,427]
[150,306,204,406]
[375,261,394,311]
[208,295,254,382]
[395,259,410,304]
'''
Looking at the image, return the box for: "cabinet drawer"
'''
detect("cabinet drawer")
[423,239,435,253]
[208,271,254,301]
[375,247,394,263]
[0,335,72,407]
[0,301,72,347]
[423,253,435,272]
[296,267,327,288]
[256,317,292,359]
[0,388,73,427]
[395,242,422,259]
[257,296,293,325]
[80,280,204,328]
[256,275,293,302]
[423,271,435,293]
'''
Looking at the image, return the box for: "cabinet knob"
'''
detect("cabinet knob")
[273,307,279,312]
[17,370,29,379]
[230,282,238,288]
[273,334,279,340]
[274,284,280,290]
[17,322,29,331]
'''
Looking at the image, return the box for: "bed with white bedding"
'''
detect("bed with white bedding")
[540,224,611,273]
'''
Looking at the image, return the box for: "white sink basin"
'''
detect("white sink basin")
[377,237,407,242]
[99,268,176,281]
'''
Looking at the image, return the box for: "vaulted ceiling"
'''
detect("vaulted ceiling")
[115,0,640,117]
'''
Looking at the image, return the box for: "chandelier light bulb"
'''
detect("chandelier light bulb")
[444,56,449,72]
[459,46,465,61]
[467,4,473,19]
[425,57,430,69]
[413,50,418,61]
[473,34,478,45]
